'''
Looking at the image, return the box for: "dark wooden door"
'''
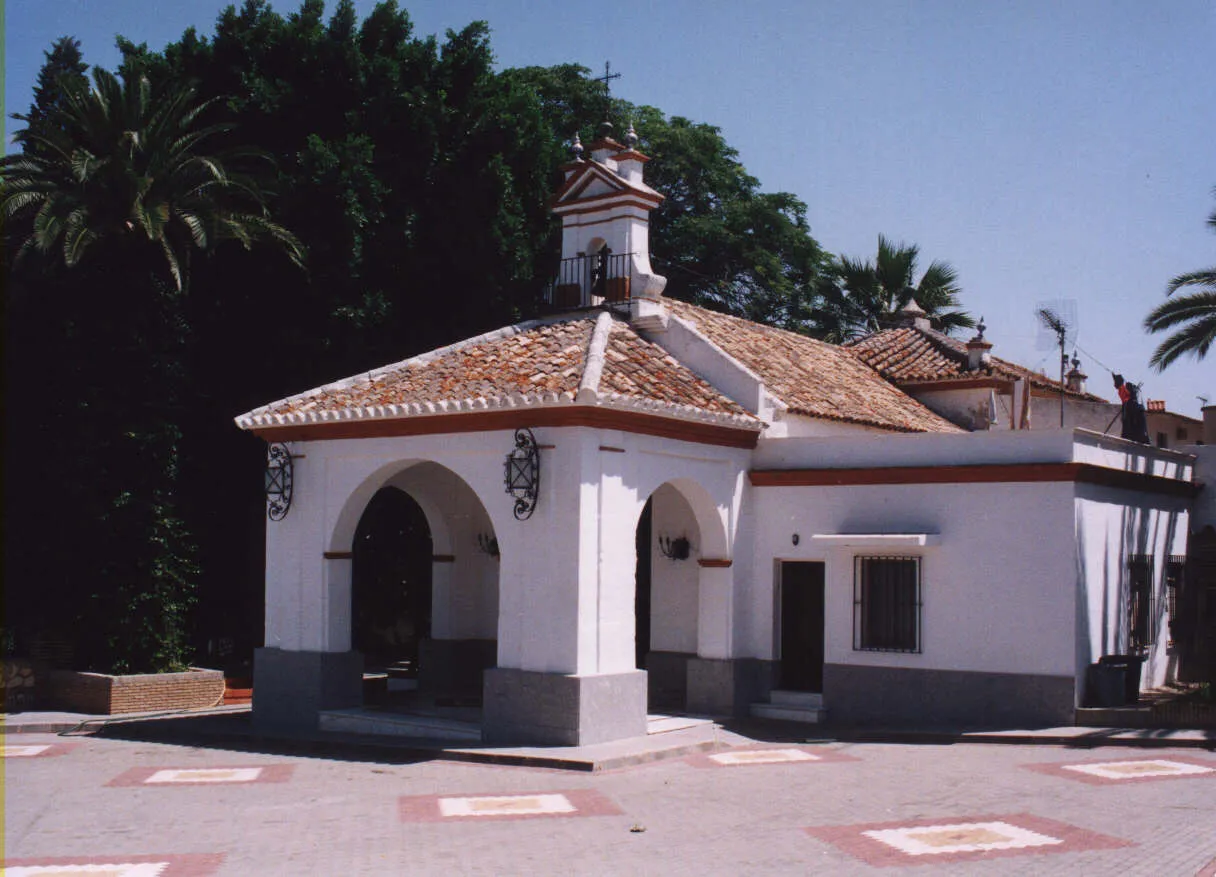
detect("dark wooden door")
[780,562,825,692]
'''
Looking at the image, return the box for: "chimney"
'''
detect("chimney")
[1064,352,1087,394]
[897,299,932,331]
[965,317,993,371]
[1204,405,1216,444]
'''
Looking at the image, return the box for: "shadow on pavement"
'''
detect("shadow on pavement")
[82,710,450,766]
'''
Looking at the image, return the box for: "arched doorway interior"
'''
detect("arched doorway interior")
[636,484,703,711]
[351,487,433,678]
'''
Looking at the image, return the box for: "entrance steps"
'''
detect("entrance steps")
[319,708,483,741]
[750,690,827,724]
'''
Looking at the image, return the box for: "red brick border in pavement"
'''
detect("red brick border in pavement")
[805,812,1131,868]
[1023,754,1216,785]
[399,788,623,823]
[1,853,225,875]
[107,764,294,787]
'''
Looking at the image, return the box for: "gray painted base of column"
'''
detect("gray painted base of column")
[645,651,693,710]
[482,668,648,746]
[823,663,1076,728]
[253,648,363,732]
[686,657,776,717]
[419,638,497,699]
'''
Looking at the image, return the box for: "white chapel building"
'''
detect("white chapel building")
[237,126,1201,745]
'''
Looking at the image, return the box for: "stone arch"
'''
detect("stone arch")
[328,458,501,699]
[635,477,732,711]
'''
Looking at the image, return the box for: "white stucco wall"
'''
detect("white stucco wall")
[1074,486,1191,691]
[909,386,1117,433]
[741,481,1078,680]
[262,422,749,681]
[1183,444,1216,531]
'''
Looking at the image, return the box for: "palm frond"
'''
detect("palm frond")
[1145,290,1216,370]
[1167,267,1216,295]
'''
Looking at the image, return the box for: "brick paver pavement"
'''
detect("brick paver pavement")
[5,731,1215,875]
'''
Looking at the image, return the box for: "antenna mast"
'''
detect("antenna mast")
[1036,307,1069,428]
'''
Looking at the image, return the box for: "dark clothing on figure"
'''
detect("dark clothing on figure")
[1113,374,1150,444]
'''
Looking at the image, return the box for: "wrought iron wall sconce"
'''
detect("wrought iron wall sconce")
[264,442,294,521]
[477,534,500,558]
[503,428,540,520]
[658,535,691,561]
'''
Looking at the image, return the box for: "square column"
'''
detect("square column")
[485,430,647,745]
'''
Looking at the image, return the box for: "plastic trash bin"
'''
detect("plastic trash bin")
[1085,661,1126,707]
[1098,654,1144,705]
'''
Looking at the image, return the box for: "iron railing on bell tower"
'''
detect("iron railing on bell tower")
[546,250,634,309]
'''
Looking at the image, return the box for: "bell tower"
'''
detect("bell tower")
[549,119,668,326]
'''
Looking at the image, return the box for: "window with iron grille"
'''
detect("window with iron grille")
[1128,554,1154,651]
[854,557,921,653]
[1165,555,1185,646]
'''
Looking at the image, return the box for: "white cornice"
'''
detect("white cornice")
[234,387,761,432]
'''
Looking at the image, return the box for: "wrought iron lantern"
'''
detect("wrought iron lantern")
[477,533,500,558]
[658,535,691,561]
[503,428,540,520]
[264,442,294,521]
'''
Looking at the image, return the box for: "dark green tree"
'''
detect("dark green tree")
[505,66,832,331]
[2,67,302,672]
[13,36,89,157]
[1145,192,1216,370]
[818,234,972,341]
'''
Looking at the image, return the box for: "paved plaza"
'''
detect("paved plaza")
[4,725,1216,875]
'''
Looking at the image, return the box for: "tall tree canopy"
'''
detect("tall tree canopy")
[3,67,303,288]
[505,65,832,330]
[817,234,972,341]
[1145,191,1216,370]
[5,1,957,672]
[2,66,301,671]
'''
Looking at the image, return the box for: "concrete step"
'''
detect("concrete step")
[318,708,483,742]
[769,690,824,709]
[749,703,827,724]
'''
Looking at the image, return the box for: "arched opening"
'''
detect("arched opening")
[334,461,501,715]
[351,487,433,678]
[636,484,704,711]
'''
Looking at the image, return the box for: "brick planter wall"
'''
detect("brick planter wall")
[47,668,225,715]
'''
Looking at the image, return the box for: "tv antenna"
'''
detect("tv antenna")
[1035,299,1077,350]
[1036,306,1070,427]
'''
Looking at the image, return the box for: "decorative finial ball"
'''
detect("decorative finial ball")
[571,131,584,161]
[626,121,639,148]
[976,317,986,339]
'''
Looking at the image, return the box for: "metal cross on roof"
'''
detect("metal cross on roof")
[593,61,621,97]
[592,61,621,135]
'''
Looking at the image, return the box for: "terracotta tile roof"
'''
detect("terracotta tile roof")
[847,327,1108,402]
[664,300,963,434]
[236,311,757,430]
[600,322,747,415]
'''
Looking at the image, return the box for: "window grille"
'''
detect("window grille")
[1128,554,1154,651]
[1165,555,1185,647]
[854,556,921,653]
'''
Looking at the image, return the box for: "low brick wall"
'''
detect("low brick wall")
[48,668,225,715]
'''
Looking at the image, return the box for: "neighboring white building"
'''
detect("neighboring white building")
[848,308,1121,434]
[237,130,1201,745]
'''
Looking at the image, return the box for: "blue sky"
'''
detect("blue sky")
[7,0,1214,416]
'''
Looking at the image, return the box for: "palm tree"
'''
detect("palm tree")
[817,234,973,342]
[1,67,303,291]
[1,67,303,673]
[1145,194,1216,370]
